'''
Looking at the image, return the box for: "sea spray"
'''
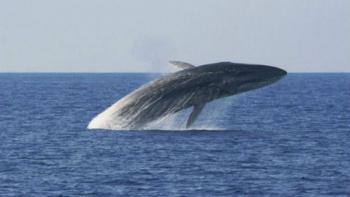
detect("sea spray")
[142,97,236,131]
[143,108,191,130]
[193,96,236,130]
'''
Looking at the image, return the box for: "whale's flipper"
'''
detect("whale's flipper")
[169,60,195,70]
[186,103,205,128]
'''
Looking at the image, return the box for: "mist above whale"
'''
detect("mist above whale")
[88,61,287,130]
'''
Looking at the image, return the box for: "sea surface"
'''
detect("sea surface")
[0,73,349,196]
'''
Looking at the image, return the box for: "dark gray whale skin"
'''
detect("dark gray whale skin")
[88,62,287,130]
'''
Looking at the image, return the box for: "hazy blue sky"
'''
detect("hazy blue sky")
[0,0,349,72]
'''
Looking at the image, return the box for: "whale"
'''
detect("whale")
[88,61,287,130]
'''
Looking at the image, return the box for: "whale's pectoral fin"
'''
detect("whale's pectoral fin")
[169,60,195,70]
[186,103,205,128]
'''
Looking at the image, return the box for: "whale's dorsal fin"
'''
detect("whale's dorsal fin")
[186,103,205,128]
[169,60,195,70]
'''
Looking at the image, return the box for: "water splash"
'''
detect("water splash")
[140,98,234,131]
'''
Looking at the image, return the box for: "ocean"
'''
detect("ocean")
[0,73,349,196]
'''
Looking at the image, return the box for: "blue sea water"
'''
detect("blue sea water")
[0,73,349,196]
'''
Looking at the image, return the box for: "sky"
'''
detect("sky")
[0,0,349,72]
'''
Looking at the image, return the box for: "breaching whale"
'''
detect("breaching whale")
[88,61,287,130]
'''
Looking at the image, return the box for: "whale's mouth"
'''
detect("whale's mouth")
[237,75,286,92]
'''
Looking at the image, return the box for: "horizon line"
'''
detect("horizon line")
[0,71,349,74]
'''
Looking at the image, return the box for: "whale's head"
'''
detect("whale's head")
[208,62,287,95]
